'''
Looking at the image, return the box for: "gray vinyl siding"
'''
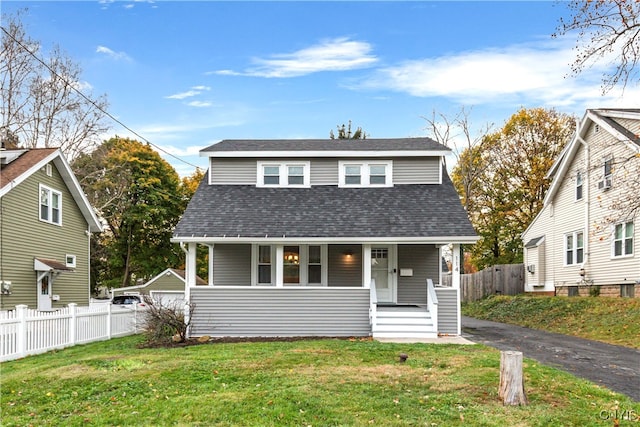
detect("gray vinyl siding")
[397,244,439,304]
[189,286,371,336]
[0,161,90,310]
[393,158,440,184]
[209,158,256,185]
[328,245,362,287]
[213,244,251,286]
[435,287,459,334]
[207,157,441,185]
[310,159,338,185]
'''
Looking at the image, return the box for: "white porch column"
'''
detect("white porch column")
[186,243,197,288]
[207,244,214,286]
[452,243,461,289]
[362,244,372,288]
[275,245,284,287]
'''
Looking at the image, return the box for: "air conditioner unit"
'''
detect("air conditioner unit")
[598,177,612,190]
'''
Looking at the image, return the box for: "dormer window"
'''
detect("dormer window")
[257,161,310,187]
[339,161,392,187]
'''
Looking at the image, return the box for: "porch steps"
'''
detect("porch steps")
[372,307,437,339]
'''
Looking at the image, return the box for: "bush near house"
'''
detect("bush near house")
[462,295,640,349]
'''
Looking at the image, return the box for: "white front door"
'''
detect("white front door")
[371,246,395,303]
[37,275,52,311]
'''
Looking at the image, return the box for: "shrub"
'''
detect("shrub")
[142,297,194,345]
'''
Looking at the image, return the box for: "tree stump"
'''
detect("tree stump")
[498,351,528,406]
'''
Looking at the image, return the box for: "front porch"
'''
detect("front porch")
[181,242,463,338]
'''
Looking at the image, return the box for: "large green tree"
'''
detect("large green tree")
[453,108,575,270]
[74,137,192,289]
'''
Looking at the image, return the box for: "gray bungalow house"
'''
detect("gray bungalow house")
[172,138,477,338]
[0,148,103,311]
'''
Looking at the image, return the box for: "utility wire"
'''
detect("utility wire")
[0,25,202,170]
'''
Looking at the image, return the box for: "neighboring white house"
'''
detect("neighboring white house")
[522,109,640,297]
[111,268,207,303]
[172,138,478,338]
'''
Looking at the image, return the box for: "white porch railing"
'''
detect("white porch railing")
[369,279,377,329]
[426,279,439,333]
[0,303,141,362]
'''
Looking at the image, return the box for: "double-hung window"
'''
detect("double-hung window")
[40,185,62,225]
[257,162,310,187]
[613,222,634,257]
[339,161,392,187]
[253,244,326,286]
[575,171,583,201]
[565,231,584,265]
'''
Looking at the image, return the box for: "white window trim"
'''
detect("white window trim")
[256,161,310,187]
[564,230,584,266]
[338,160,393,187]
[65,254,77,268]
[252,244,327,286]
[612,221,634,259]
[39,184,62,226]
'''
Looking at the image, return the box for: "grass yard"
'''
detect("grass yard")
[1,335,638,426]
[462,295,640,349]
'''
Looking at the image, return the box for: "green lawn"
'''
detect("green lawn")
[462,295,640,349]
[1,335,638,426]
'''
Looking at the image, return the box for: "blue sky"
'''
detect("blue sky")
[3,1,637,175]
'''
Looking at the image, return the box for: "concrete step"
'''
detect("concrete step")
[373,331,439,339]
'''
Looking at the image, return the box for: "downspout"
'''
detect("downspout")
[577,133,590,275]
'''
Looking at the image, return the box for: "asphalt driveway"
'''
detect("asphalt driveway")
[462,316,640,401]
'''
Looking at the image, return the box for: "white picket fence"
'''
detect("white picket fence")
[0,303,142,362]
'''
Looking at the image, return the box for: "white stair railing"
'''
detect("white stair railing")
[427,279,439,334]
[369,279,377,330]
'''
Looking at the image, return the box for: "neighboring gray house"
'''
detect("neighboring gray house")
[0,148,103,311]
[523,109,640,297]
[111,268,206,303]
[172,138,477,338]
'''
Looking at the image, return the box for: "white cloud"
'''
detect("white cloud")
[96,45,131,61]
[187,101,213,108]
[165,86,211,100]
[211,37,378,78]
[357,37,633,109]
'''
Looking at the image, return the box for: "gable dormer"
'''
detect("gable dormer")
[201,138,449,187]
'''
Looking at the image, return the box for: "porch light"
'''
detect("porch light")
[344,249,353,258]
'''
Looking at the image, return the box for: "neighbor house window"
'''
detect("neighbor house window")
[575,171,583,201]
[565,231,584,265]
[257,162,310,187]
[65,255,76,268]
[339,161,392,187]
[39,185,62,225]
[613,222,634,257]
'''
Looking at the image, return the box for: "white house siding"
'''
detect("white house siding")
[189,286,371,337]
[212,244,252,286]
[397,245,439,304]
[523,204,554,292]
[208,157,441,186]
[549,143,587,289]
[582,123,640,287]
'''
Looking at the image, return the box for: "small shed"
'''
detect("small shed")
[111,268,206,304]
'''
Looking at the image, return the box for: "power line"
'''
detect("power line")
[0,25,202,170]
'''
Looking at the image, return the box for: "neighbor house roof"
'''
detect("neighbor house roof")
[111,268,207,293]
[173,169,477,243]
[201,138,450,157]
[0,148,103,232]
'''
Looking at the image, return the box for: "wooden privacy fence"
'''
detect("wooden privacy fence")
[443,264,525,302]
[0,303,141,362]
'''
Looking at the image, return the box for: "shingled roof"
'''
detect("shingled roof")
[174,169,476,241]
[201,137,448,154]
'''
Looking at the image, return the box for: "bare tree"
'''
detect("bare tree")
[1,10,109,158]
[422,106,493,212]
[554,0,640,93]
